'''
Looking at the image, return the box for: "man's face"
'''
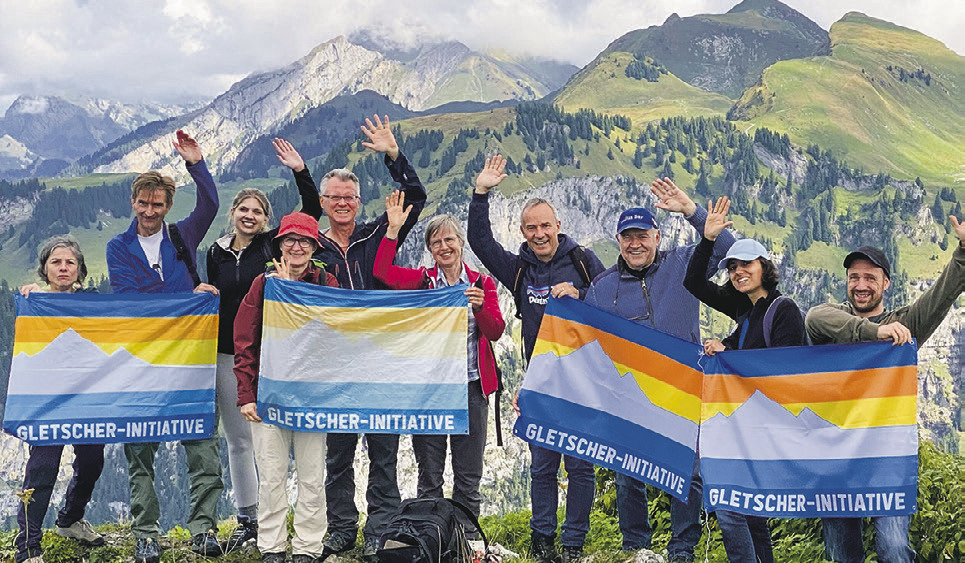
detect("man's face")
[132,189,171,236]
[617,228,661,269]
[846,259,890,316]
[520,203,561,262]
[321,178,360,227]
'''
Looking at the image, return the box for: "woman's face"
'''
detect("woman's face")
[232,196,269,237]
[280,235,316,268]
[428,225,463,270]
[46,247,80,293]
[727,258,764,296]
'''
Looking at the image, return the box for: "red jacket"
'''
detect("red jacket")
[374,237,506,396]
[233,263,338,405]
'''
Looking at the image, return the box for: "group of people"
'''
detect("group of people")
[10,114,965,563]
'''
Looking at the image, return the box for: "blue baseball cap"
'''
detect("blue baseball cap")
[617,208,657,233]
[717,239,770,271]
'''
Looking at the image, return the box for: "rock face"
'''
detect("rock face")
[0,95,189,163]
[601,0,830,98]
[89,37,575,183]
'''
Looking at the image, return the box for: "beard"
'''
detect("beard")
[848,290,883,314]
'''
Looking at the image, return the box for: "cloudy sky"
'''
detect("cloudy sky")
[0,0,961,112]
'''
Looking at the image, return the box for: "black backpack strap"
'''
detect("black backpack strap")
[167,223,201,287]
[446,498,489,550]
[568,245,593,287]
[511,254,528,319]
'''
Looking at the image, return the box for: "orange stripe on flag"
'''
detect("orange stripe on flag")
[702,366,917,405]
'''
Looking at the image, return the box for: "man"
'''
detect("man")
[284,115,427,562]
[468,155,606,563]
[805,216,965,563]
[106,130,222,563]
[583,184,735,562]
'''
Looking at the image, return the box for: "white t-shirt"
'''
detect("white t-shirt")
[138,228,165,281]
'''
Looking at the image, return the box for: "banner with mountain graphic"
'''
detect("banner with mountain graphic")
[257,278,469,434]
[513,297,702,500]
[4,292,218,445]
[700,342,918,517]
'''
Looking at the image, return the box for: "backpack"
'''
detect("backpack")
[377,498,487,563]
[510,245,593,320]
[168,223,201,287]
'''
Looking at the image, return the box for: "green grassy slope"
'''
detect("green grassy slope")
[554,52,733,125]
[731,13,965,185]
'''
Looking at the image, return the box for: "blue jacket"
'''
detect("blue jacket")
[107,160,219,294]
[468,191,606,361]
[583,205,735,343]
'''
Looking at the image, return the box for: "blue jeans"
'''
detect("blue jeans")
[822,516,914,563]
[615,473,651,549]
[667,461,702,561]
[717,510,773,563]
[528,443,595,548]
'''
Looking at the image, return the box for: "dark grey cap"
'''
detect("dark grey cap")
[844,246,891,279]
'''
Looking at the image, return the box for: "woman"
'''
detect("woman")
[373,190,506,529]
[15,237,105,563]
[233,212,338,563]
[205,139,323,550]
[683,197,807,563]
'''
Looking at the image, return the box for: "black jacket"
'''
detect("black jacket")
[295,152,426,290]
[684,237,805,350]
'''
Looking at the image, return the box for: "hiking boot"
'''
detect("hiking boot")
[361,537,380,562]
[531,532,560,563]
[667,556,694,563]
[56,519,105,545]
[321,531,356,559]
[191,529,222,556]
[291,555,315,563]
[561,545,584,563]
[225,516,258,552]
[261,552,287,563]
[134,537,160,563]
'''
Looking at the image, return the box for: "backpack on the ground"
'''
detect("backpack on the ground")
[377,498,487,563]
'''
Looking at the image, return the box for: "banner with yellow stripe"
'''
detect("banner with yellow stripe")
[4,292,218,445]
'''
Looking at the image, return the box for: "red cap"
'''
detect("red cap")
[275,212,320,244]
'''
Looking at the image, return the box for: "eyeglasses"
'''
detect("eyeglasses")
[321,195,359,203]
[281,237,315,249]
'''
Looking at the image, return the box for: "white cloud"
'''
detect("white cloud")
[0,0,960,108]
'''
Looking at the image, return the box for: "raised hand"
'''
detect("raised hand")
[650,177,697,216]
[951,215,965,245]
[173,130,203,165]
[474,155,508,194]
[704,196,734,241]
[273,138,305,172]
[272,257,293,280]
[384,190,412,239]
[360,114,399,161]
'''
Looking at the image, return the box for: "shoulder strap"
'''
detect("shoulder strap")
[568,245,593,287]
[511,255,528,320]
[167,224,201,287]
[763,296,793,348]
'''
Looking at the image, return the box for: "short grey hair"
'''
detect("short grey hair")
[424,214,466,251]
[320,168,361,197]
[520,198,558,225]
[38,236,87,286]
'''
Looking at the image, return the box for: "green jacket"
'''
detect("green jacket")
[805,244,965,348]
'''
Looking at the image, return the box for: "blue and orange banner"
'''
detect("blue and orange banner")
[513,297,702,500]
[257,278,469,434]
[4,292,218,445]
[700,342,918,517]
